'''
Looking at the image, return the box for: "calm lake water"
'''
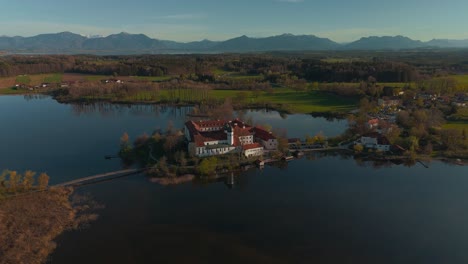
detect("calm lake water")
[1,95,468,264]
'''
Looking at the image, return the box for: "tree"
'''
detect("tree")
[198,157,218,176]
[38,173,49,190]
[408,136,420,153]
[305,134,314,145]
[313,131,326,144]
[22,170,36,191]
[7,170,20,193]
[261,124,272,132]
[440,129,464,151]
[175,151,187,167]
[133,133,149,148]
[156,156,170,175]
[120,132,129,148]
[354,144,364,153]
[384,125,401,144]
[0,170,7,198]
[397,111,412,129]
[277,137,289,154]
[164,134,181,153]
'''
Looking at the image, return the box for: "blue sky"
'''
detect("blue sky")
[0,0,467,42]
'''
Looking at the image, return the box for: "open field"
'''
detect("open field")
[378,82,412,88]
[445,74,468,91]
[212,68,231,76]
[134,76,174,82]
[71,87,358,114]
[451,74,468,85]
[0,76,15,89]
[224,73,263,81]
[211,68,264,81]
[0,74,64,89]
[43,74,63,83]
[123,88,359,113]
[1,73,176,89]
[15,75,31,84]
[204,88,357,113]
[444,121,468,131]
[62,73,174,82]
[260,90,357,113]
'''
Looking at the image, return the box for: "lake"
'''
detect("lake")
[1,95,468,264]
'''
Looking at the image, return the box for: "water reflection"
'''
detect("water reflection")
[23,94,49,101]
[244,109,348,138]
[70,103,193,118]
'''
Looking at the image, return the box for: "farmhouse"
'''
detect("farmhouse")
[184,119,277,158]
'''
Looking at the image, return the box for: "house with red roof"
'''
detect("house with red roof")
[253,127,278,150]
[184,119,277,158]
[367,118,379,129]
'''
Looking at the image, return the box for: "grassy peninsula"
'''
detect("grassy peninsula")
[0,170,99,264]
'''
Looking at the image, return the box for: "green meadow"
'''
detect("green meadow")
[15,75,31,84]
[190,88,357,113]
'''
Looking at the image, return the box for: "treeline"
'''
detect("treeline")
[0,54,422,82]
[0,170,50,199]
[0,55,75,76]
[295,60,418,82]
[56,80,215,103]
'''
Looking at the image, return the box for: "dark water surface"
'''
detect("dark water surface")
[1,95,468,264]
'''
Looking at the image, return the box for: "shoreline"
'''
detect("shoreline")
[0,90,354,117]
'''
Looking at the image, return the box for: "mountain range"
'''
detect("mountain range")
[1,32,468,54]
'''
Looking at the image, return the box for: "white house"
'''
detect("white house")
[355,133,391,152]
[243,143,264,158]
[253,127,278,150]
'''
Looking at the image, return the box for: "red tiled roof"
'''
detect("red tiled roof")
[368,118,379,125]
[254,127,276,141]
[234,126,254,137]
[243,143,263,150]
[193,131,228,147]
[186,119,255,148]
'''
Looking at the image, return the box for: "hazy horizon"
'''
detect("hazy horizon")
[2,31,468,44]
[1,0,468,42]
